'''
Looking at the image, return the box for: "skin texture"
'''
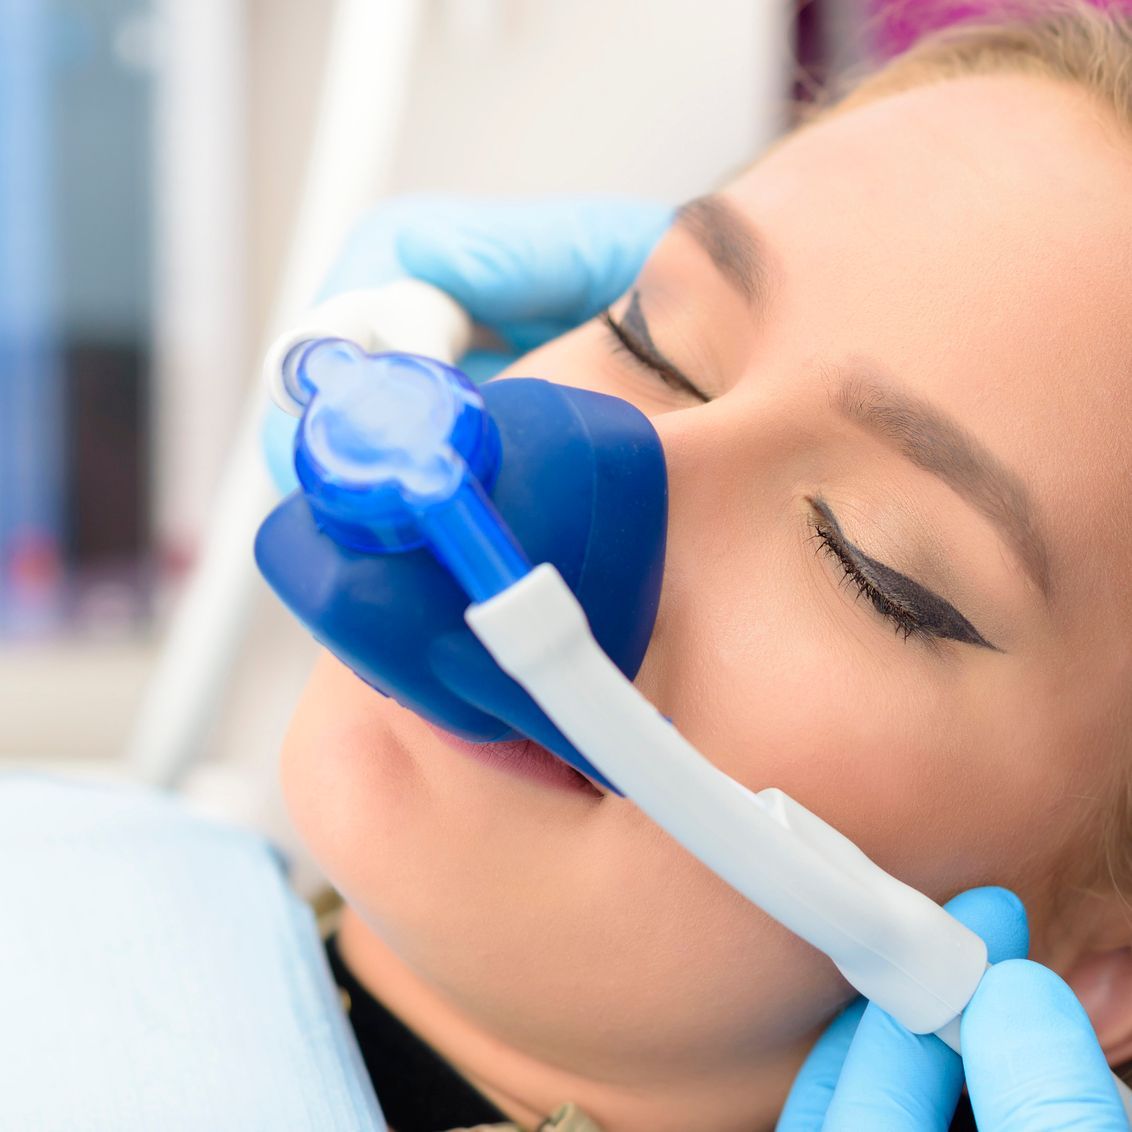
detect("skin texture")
[281,74,1132,1131]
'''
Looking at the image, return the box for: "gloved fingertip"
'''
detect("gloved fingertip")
[943,886,1029,963]
[395,224,453,283]
[570,200,675,321]
[397,223,539,324]
[777,1000,866,1132]
[396,196,677,330]
[575,197,675,244]
[964,960,1128,1130]
[970,958,1081,1020]
[317,198,438,298]
[823,1001,962,1132]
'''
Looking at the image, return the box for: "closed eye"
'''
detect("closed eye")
[809,497,999,651]
[600,292,711,403]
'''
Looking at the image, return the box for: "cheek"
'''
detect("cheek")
[278,656,431,907]
[665,585,1072,904]
[643,436,1072,908]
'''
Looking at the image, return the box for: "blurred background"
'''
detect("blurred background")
[0,0,908,883]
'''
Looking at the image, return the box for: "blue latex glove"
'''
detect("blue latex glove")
[262,196,673,493]
[778,886,1129,1131]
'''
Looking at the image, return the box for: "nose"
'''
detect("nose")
[627,382,806,727]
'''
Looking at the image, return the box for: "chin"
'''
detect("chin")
[280,667,862,1086]
[278,672,422,880]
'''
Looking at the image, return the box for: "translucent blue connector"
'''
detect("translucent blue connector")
[290,339,531,603]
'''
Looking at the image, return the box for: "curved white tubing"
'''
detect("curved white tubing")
[264,281,472,417]
[467,564,988,1035]
[467,564,1132,1122]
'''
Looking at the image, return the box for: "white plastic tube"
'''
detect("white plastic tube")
[467,564,989,1035]
[264,280,473,417]
[466,563,1132,1124]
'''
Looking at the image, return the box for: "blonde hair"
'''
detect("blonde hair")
[823,1,1132,906]
[835,1,1132,124]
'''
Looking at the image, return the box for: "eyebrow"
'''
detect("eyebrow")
[834,373,1052,598]
[674,195,772,306]
[669,204,1050,596]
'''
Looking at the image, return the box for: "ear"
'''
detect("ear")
[1062,940,1132,1068]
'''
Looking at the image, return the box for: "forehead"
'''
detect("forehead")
[722,73,1132,607]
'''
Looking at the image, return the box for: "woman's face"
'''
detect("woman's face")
[282,74,1132,1121]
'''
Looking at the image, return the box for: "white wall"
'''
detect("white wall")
[393,1,782,197]
[247,0,790,357]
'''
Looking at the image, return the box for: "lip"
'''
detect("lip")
[422,722,604,798]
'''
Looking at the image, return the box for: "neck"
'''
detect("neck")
[338,907,810,1131]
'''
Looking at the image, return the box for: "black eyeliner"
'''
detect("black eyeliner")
[811,498,999,651]
[602,291,711,402]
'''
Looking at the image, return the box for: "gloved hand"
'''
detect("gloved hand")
[777,886,1129,1131]
[262,196,673,493]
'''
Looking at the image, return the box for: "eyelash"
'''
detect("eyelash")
[810,519,931,643]
[599,310,707,401]
[603,305,979,649]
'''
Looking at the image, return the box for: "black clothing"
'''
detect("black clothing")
[325,934,509,1132]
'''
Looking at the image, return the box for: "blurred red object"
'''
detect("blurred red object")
[869,0,1132,58]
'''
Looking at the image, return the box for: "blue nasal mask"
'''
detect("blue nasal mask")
[255,338,667,792]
